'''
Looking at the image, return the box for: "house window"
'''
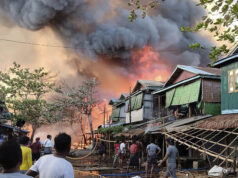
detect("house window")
[228,69,238,93]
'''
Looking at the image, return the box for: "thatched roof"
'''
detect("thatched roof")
[196,114,238,129]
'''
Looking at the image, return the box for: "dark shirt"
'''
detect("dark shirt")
[31,141,41,153]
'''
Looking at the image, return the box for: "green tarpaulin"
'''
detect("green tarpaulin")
[111,108,120,121]
[166,89,175,108]
[171,79,201,106]
[204,102,221,116]
[129,93,143,111]
[134,93,143,110]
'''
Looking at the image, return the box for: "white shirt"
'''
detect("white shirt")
[0,173,31,178]
[43,138,54,148]
[30,154,74,178]
[120,142,126,153]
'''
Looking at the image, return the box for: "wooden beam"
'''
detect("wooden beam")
[213,135,238,162]
[163,132,234,163]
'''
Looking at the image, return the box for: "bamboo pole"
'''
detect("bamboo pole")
[213,135,238,162]
[172,129,233,149]
[206,128,238,152]
[190,126,238,136]
[163,132,234,163]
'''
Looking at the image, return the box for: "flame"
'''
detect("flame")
[131,46,171,82]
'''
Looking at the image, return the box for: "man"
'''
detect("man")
[97,141,106,163]
[31,137,41,161]
[119,137,126,167]
[0,139,31,178]
[43,135,53,155]
[113,139,120,167]
[27,133,74,178]
[158,139,178,178]
[19,136,32,174]
[146,139,161,178]
[127,137,139,171]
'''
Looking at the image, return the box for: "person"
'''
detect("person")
[43,135,53,155]
[136,137,143,169]
[0,139,31,178]
[31,137,41,161]
[127,137,139,171]
[26,133,74,178]
[158,139,179,178]
[19,136,32,174]
[119,137,126,167]
[146,139,161,178]
[97,141,106,163]
[113,139,120,167]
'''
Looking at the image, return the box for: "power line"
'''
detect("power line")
[0,38,181,53]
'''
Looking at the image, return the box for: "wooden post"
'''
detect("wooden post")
[103,104,106,128]
[129,87,132,124]
[109,133,111,158]
[234,146,237,174]
[158,95,161,118]
[189,104,192,117]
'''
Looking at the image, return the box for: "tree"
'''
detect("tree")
[181,0,238,62]
[0,62,59,141]
[128,0,160,22]
[54,78,100,146]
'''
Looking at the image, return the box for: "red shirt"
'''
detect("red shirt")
[130,143,138,154]
[31,141,41,153]
[114,143,120,154]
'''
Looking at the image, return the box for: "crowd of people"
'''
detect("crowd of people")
[0,133,74,178]
[108,136,179,178]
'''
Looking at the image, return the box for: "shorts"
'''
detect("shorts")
[120,153,125,160]
[147,155,157,165]
[166,163,177,178]
[129,154,139,167]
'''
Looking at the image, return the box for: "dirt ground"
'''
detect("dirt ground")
[68,155,209,178]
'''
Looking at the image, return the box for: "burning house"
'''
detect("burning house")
[125,80,164,124]
[152,65,221,119]
[109,93,128,124]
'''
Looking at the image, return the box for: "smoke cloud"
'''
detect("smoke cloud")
[0,0,211,69]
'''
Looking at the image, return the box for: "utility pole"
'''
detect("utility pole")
[103,104,106,128]
[129,86,132,124]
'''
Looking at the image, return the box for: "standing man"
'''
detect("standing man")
[43,135,53,155]
[31,137,41,162]
[27,133,74,178]
[119,137,126,168]
[158,138,178,178]
[146,139,161,178]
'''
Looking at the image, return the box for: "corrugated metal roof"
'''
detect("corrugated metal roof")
[178,65,220,76]
[138,80,164,87]
[213,54,238,67]
[153,74,220,95]
[164,65,220,88]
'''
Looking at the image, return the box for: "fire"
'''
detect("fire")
[131,46,171,82]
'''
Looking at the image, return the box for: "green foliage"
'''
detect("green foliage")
[189,43,206,50]
[98,125,126,135]
[181,0,238,61]
[0,62,59,128]
[128,0,159,22]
